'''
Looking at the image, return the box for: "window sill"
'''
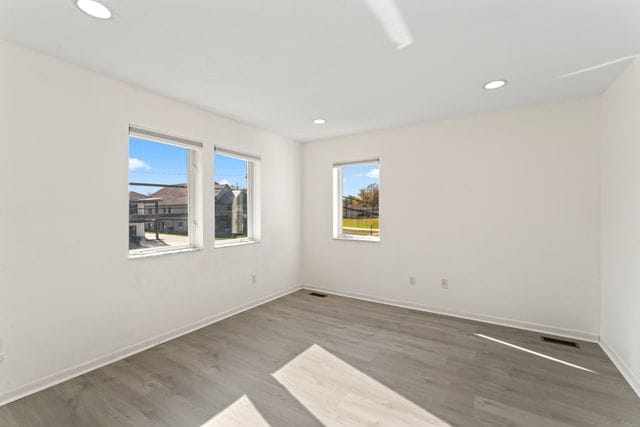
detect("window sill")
[129,246,201,260]
[215,239,260,249]
[333,236,380,243]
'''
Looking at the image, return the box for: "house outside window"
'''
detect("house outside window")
[128,126,202,257]
[333,159,380,241]
[214,148,261,246]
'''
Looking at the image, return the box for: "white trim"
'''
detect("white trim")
[333,236,380,243]
[333,158,379,167]
[332,166,342,238]
[247,161,258,241]
[0,286,301,407]
[129,246,201,259]
[600,338,640,398]
[302,284,600,343]
[191,148,204,249]
[214,146,261,162]
[129,125,203,149]
[215,239,260,248]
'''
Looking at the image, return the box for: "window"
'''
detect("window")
[333,159,380,241]
[128,126,202,257]
[214,148,260,246]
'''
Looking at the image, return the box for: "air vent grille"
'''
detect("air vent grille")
[541,336,580,348]
[309,292,327,298]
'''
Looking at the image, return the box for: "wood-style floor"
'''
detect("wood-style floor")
[1,290,639,426]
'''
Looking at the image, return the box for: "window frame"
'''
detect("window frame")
[214,147,261,248]
[332,158,381,242]
[128,126,203,259]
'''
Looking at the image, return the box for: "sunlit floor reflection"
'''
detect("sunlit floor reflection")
[272,344,450,426]
[201,395,269,427]
[474,333,596,373]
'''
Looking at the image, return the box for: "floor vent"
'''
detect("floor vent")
[541,336,580,348]
[309,292,327,298]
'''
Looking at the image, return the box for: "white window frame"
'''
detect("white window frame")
[128,125,203,258]
[333,158,380,242]
[214,147,261,248]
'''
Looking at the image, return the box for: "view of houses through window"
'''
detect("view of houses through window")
[336,161,380,240]
[215,153,249,243]
[128,137,191,254]
[129,136,371,251]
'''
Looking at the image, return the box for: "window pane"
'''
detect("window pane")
[215,154,249,241]
[128,137,190,253]
[341,163,379,238]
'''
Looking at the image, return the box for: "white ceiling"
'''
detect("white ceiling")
[2,0,639,141]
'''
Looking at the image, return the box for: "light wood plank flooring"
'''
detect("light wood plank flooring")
[1,291,639,426]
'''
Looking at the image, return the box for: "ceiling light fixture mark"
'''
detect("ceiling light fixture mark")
[484,80,507,90]
[76,0,112,20]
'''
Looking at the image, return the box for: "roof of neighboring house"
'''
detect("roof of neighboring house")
[216,183,247,204]
[129,191,147,202]
[128,184,246,206]
[215,184,233,205]
[215,183,230,198]
[146,185,188,206]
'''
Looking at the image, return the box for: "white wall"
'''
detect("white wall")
[600,59,640,396]
[302,98,601,340]
[0,41,301,403]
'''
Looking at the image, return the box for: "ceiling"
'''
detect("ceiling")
[1,0,639,141]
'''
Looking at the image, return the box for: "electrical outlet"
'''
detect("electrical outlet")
[441,279,448,289]
[409,276,416,285]
[251,274,257,285]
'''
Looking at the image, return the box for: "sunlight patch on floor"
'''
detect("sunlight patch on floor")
[272,344,450,426]
[201,395,269,427]
[474,333,596,373]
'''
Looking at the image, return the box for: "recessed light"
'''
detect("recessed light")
[484,80,507,90]
[76,0,112,20]
[312,119,327,125]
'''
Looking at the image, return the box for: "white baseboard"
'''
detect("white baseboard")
[600,338,640,398]
[0,286,301,407]
[302,284,600,343]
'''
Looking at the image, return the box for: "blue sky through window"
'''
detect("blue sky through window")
[342,164,379,198]
[215,154,248,189]
[128,137,188,195]
[129,138,373,197]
